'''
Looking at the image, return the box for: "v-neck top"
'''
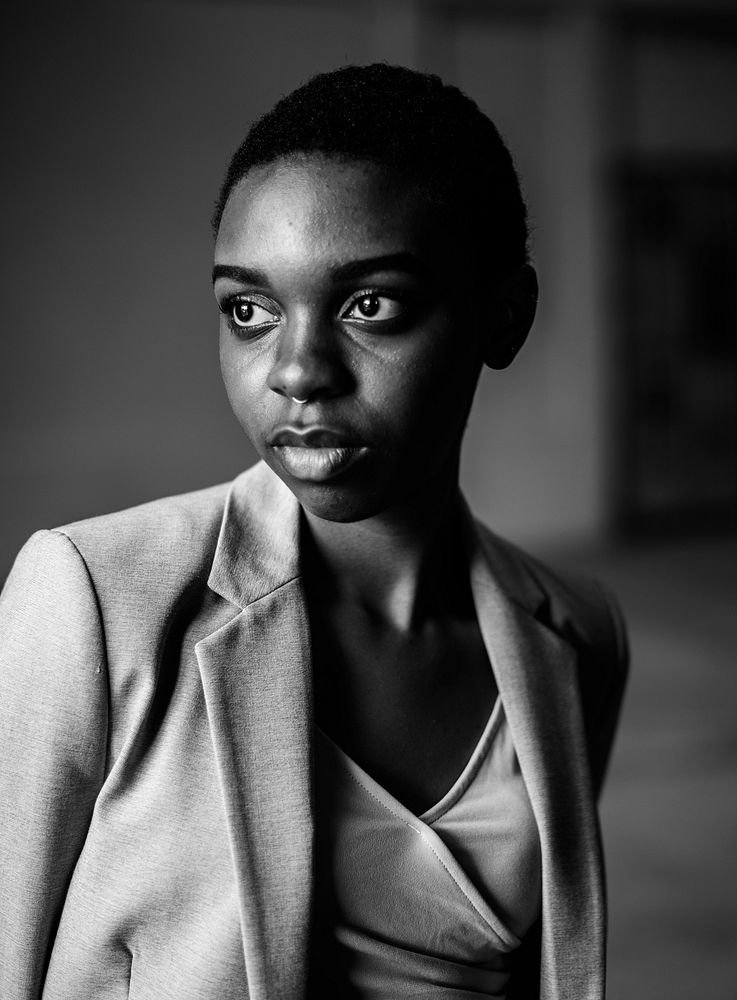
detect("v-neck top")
[309,698,542,998]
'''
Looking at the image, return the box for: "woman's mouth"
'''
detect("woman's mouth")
[269,426,367,482]
[274,445,365,481]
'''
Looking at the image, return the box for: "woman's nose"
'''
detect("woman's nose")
[267,315,352,403]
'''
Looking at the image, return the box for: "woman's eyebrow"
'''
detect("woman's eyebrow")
[212,264,269,286]
[212,253,429,287]
[331,253,430,282]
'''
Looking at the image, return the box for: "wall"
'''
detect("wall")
[455,13,616,545]
[631,29,737,154]
[0,0,369,573]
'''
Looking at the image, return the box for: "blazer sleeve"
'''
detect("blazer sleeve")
[0,530,108,999]
[584,581,630,800]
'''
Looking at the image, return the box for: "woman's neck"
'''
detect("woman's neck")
[301,476,469,632]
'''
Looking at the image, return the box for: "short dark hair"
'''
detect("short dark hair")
[213,64,529,279]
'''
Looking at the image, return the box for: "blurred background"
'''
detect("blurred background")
[1,0,736,995]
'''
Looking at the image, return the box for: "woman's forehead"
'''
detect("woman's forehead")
[214,156,445,268]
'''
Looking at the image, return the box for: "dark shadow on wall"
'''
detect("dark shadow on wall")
[613,159,737,538]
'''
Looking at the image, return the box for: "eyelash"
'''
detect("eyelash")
[220,294,280,339]
[219,287,411,339]
[340,288,408,326]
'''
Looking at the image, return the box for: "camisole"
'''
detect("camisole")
[310,698,542,998]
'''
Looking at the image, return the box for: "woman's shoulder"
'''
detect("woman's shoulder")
[59,479,231,552]
[473,520,628,671]
[3,479,239,622]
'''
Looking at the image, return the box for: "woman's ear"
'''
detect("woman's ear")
[483,264,538,370]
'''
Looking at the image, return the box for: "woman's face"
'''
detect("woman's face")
[214,156,485,523]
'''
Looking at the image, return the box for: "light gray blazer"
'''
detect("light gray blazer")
[0,461,628,1000]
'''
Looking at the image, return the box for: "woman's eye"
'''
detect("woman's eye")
[342,293,404,323]
[228,298,279,329]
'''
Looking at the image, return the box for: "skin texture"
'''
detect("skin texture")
[214,156,537,812]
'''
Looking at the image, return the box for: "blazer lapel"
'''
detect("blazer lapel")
[467,519,605,1000]
[195,464,314,1000]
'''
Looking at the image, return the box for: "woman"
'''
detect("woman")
[0,65,628,1000]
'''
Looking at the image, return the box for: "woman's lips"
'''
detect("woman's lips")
[274,445,366,481]
[269,426,367,481]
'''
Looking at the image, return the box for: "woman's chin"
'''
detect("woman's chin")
[262,465,390,524]
[290,481,389,524]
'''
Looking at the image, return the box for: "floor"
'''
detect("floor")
[552,537,737,1000]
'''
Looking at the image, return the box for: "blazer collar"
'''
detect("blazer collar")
[207,461,303,609]
[462,497,549,620]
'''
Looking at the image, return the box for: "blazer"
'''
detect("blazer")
[0,461,628,1000]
